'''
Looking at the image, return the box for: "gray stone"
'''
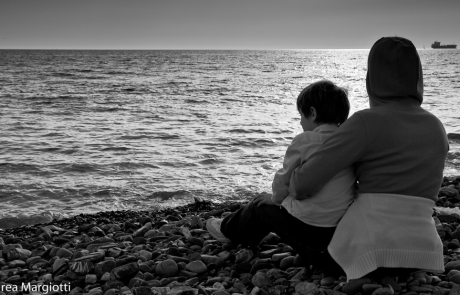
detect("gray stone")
[166,286,198,295]
[252,272,273,288]
[272,252,291,262]
[95,260,116,276]
[6,248,31,261]
[200,255,224,267]
[151,287,170,295]
[279,256,295,270]
[439,187,460,199]
[295,282,318,295]
[101,272,111,282]
[111,262,139,280]
[371,288,394,295]
[139,250,152,261]
[362,284,383,294]
[8,260,26,268]
[86,274,98,284]
[155,259,178,277]
[235,249,253,264]
[56,248,73,258]
[186,261,207,274]
[342,278,372,295]
[133,222,152,238]
[52,258,68,272]
[133,286,153,295]
[381,277,401,292]
[321,277,337,287]
[446,261,460,272]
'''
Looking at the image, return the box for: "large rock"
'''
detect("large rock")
[3,244,23,253]
[6,248,31,261]
[166,286,198,295]
[342,278,372,295]
[95,260,116,276]
[133,286,153,295]
[447,261,460,273]
[111,262,139,280]
[56,248,73,258]
[185,261,207,274]
[133,222,152,238]
[139,250,152,261]
[439,187,460,199]
[252,272,273,287]
[52,258,68,272]
[200,255,224,267]
[295,282,318,295]
[155,259,178,277]
[235,249,253,264]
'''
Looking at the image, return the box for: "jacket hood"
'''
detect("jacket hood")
[366,37,423,106]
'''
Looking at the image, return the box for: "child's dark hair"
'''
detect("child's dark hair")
[297,80,350,125]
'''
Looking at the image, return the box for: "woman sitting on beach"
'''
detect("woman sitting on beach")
[207,79,356,274]
[289,36,449,280]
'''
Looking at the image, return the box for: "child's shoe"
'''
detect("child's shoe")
[206,218,231,243]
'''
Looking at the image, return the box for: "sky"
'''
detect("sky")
[0,0,459,50]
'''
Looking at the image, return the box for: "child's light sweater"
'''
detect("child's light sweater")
[271,124,355,227]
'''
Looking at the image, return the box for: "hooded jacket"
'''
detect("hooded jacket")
[289,37,449,201]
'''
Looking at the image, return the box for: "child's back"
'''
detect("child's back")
[271,80,355,227]
[273,124,355,227]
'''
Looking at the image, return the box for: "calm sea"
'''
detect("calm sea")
[1,49,459,229]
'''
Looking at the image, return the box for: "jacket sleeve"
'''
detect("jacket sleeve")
[271,134,305,205]
[289,114,367,199]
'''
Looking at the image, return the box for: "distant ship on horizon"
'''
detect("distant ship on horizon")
[431,41,457,49]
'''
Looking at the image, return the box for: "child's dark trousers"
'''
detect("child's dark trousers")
[220,194,343,274]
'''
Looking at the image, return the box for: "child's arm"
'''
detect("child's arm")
[271,135,304,205]
[289,114,366,199]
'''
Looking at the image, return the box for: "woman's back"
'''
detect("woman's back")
[289,37,449,201]
[328,100,448,200]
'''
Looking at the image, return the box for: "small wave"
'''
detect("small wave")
[185,99,210,104]
[198,158,224,165]
[223,98,244,102]
[147,190,192,201]
[85,75,106,80]
[0,211,67,229]
[24,95,86,101]
[101,146,130,151]
[193,113,208,119]
[95,107,123,112]
[37,147,61,152]
[254,138,277,145]
[117,134,151,140]
[51,72,74,77]
[61,149,79,154]
[43,132,67,137]
[112,162,160,169]
[63,163,100,173]
[228,129,267,134]
[105,71,136,75]
[153,134,181,140]
[157,161,198,168]
[0,163,42,173]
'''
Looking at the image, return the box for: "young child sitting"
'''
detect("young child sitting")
[206,80,356,271]
[271,80,356,227]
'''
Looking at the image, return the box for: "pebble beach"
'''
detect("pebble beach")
[1,176,460,295]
